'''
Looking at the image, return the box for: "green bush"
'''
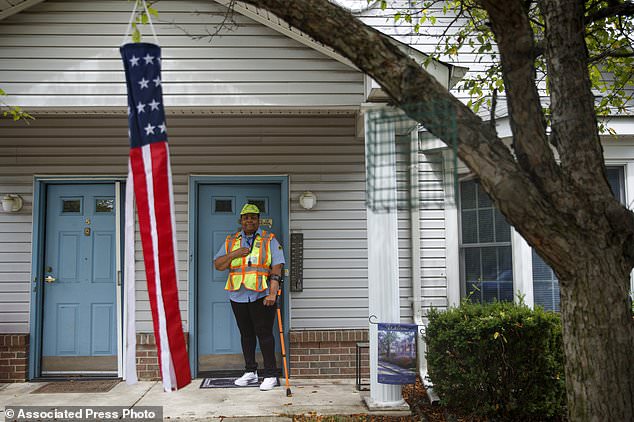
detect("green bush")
[425,300,566,420]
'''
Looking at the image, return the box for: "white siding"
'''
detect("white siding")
[0,0,364,108]
[0,113,367,332]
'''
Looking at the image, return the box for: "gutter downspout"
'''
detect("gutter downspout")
[410,130,440,405]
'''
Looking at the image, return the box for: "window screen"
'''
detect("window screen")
[459,180,513,303]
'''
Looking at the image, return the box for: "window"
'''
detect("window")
[213,198,234,213]
[62,198,82,214]
[532,166,625,311]
[95,198,114,213]
[459,180,513,303]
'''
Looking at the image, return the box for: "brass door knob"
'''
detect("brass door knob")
[44,275,56,283]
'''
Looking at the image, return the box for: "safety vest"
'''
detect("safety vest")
[224,230,274,292]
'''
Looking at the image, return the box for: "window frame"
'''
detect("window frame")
[457,178,514,303]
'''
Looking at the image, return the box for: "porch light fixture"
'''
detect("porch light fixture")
[298,191,317,210]
[2,194,23,212]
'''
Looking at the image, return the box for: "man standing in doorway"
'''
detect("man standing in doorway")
[213,203,284,391]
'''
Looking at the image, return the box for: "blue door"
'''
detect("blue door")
[41,184,118,375]
[197,184,282,373]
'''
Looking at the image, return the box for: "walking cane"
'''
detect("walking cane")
[276,284,292,397]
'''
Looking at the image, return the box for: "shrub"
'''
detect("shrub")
[425,300,566,420]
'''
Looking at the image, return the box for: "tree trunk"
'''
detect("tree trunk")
[558,249,634,422]
[233,1,634,420]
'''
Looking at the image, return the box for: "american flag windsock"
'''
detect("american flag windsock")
[120,42,191,391]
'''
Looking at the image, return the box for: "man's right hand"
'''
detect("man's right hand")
[233,247,251,258]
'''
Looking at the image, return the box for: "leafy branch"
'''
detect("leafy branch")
[0,88,33,123]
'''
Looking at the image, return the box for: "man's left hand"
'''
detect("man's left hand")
[263,294,277,306]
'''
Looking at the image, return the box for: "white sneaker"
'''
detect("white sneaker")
[259,376,278,391]
[234,371,258,386]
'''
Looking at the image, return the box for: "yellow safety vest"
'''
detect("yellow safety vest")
[224,230,274,292]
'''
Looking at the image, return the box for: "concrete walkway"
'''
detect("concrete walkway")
[0,378,392,421]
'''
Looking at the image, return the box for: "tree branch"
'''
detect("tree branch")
[589,48,634,63]
[586,1,634,25]
[479,0,563,196]
[539,0,611,201]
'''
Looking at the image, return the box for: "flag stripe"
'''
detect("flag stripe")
[149,142,189,389]
[141,143,174,391]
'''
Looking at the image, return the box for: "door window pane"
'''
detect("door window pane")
[95,198,114,213]
[213,198,234,213]
[62,198,82,214]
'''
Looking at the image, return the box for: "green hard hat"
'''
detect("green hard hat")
[240,203,260,215]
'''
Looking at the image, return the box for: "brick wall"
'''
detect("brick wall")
[0,334,29,382]
[289,329,369,379]
[136,333,161,381]
[136,332,189,381]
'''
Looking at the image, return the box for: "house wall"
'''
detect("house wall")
[0,0,364,108]
[0,112,448,379]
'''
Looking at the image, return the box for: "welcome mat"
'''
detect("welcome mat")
[199,377,260,389]
[31,379,120,394]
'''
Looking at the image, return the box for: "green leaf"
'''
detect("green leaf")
[132,26,141,43]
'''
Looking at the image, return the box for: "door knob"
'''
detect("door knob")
[44,275,56,283]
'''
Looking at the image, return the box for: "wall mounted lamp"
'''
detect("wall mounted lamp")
[298,191,317,210]
[2,194,24,212]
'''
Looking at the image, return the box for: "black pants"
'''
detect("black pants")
[230,297,277,378]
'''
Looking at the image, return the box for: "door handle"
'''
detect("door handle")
[44,275,56,283]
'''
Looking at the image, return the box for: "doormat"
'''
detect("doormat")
[200,377,260,388]
[31,379,120,394]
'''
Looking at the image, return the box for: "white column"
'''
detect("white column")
[364,112,408,410]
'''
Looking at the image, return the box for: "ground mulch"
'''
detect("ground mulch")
[292,377,484,422]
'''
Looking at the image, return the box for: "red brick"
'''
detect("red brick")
[331,361,351,368]
[300,355,319,362]
[309,361,330,368]
[318,354,340,362]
